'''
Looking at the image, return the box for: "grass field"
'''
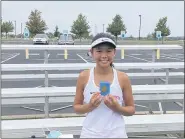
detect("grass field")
[1,38,184,46]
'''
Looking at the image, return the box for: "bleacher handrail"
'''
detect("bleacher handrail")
[2,44,183,50]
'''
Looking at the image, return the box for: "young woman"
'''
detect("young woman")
[73,33,135,138]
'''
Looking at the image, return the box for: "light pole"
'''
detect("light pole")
[103,24,104,33]
[21,22,22,38]
[0,0,2,138]
[14,20,16,38]
[139,15,141,40]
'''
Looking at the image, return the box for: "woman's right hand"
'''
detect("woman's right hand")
[88,92,102,109]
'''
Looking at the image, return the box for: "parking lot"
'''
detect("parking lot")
[1,47,184,116]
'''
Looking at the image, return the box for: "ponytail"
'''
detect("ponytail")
[110,62,114,68]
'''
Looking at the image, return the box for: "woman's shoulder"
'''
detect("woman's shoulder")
[78,69,91,81]
[115,69,130,82]
[115,70,131,90]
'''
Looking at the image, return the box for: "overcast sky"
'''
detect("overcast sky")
[1,1,184,37]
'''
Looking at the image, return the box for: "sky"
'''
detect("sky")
[1,1,184,37]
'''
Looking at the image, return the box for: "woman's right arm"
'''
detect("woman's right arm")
[73,70,94,114]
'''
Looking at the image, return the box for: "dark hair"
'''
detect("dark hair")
[92,33,116,68]
[92,33,116,44]
[110,62,114,67]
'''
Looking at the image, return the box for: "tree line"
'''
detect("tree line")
[1,9,171,42]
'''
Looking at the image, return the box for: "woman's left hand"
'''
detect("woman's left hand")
[103,94,120,112]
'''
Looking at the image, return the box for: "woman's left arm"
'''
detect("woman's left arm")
[116,73,135,116]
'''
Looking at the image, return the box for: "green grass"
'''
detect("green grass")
[1,38,184,46]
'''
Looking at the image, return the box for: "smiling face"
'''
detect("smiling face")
[91,43,116,68]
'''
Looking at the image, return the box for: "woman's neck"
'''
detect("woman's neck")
[94,65,113,75]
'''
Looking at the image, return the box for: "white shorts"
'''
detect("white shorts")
[80,126,128,138]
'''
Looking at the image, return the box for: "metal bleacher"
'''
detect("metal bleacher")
[1,44,184,138]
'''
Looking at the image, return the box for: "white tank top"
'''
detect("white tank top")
[80,67,128,138]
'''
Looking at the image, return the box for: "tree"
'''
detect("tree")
[89,34,94,39]
[153,16,171,43]
[147,33,153,40]
[129,35,133,38]
[26,9,48,37]
[1,21,14,38]
[1,21,3,38]
[71,13,90,42]
[107,14,127,42]
[54,25,60,38]
[46,32,54,38]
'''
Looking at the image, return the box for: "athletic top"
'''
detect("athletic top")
[80,67,128,138]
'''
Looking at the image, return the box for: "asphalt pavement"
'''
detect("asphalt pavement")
[1,47,184,116]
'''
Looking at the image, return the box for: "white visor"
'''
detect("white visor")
[91,37,116,48]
